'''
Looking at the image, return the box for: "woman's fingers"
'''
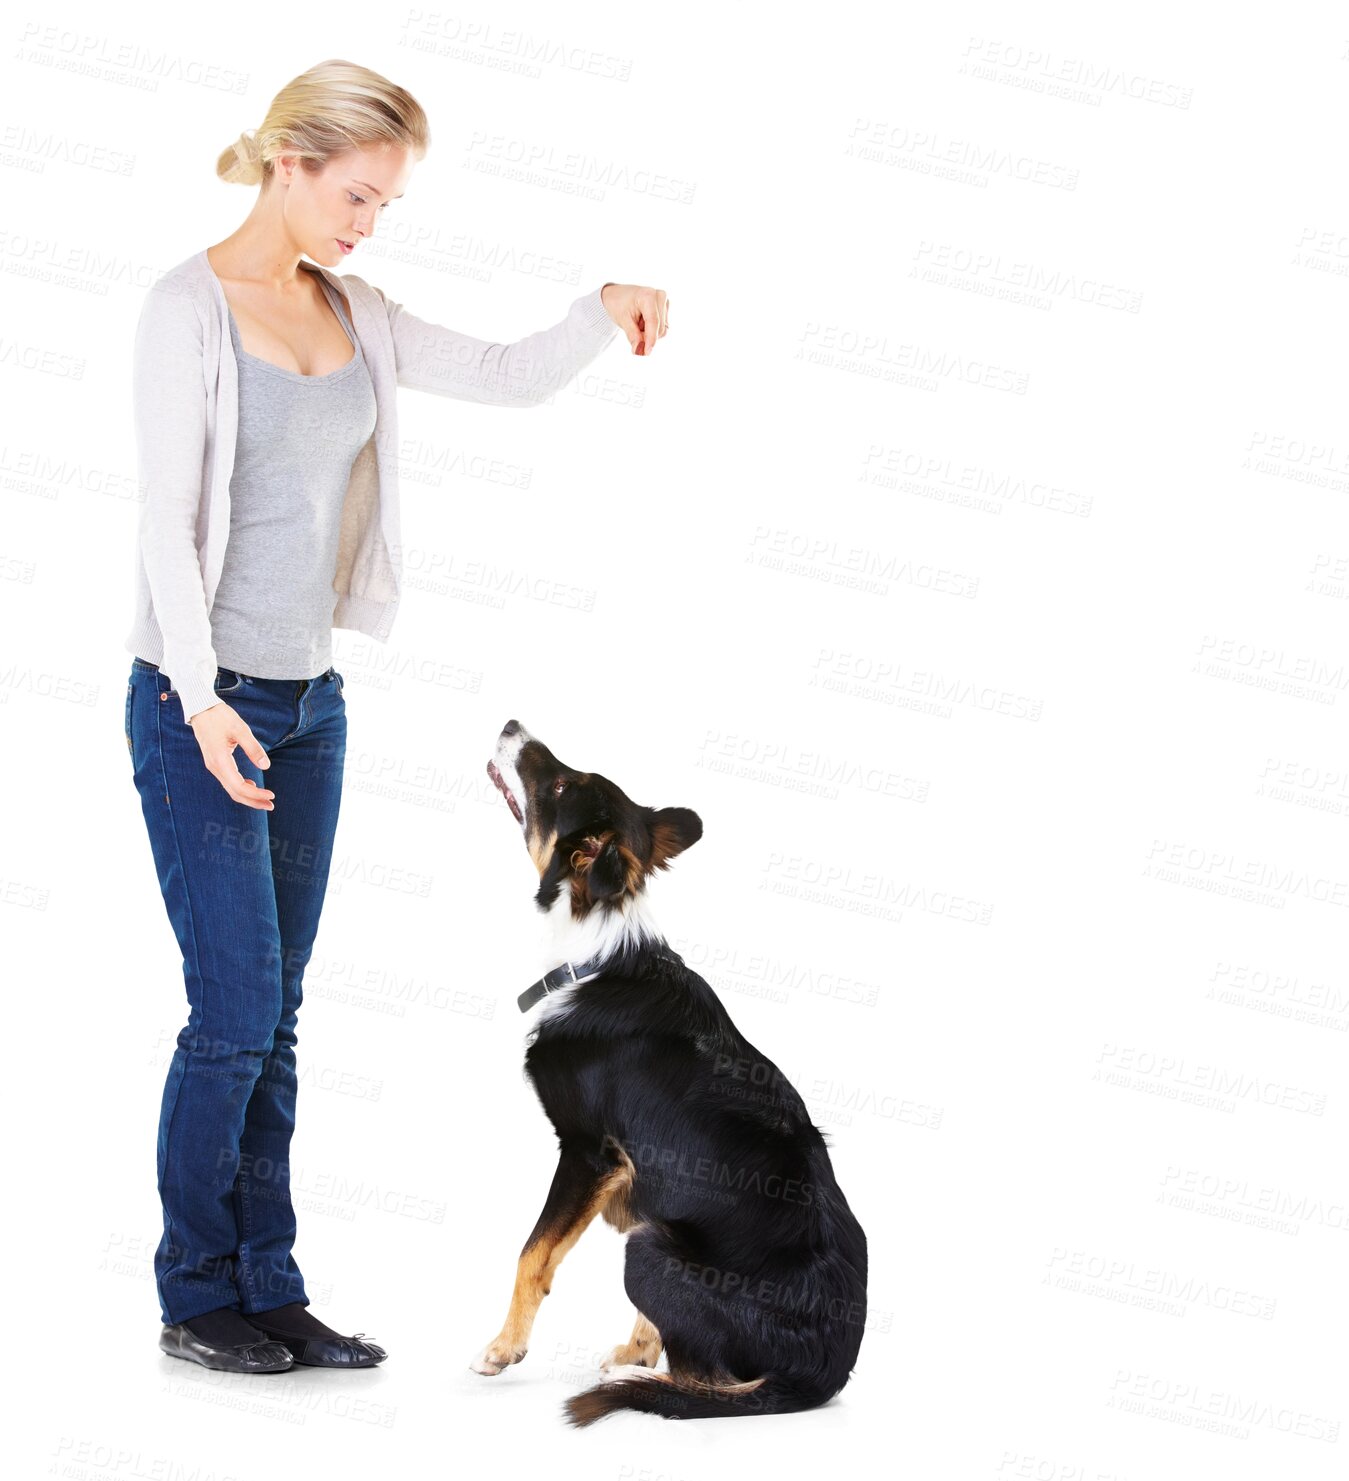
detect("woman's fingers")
[191,705,276,809]
[239,732,271,771]
[639,291,669,355]
[604,285,670,353]
[214,754,275,809]
[223,728,275,807]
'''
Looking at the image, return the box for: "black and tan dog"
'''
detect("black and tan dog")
[472,720,868,1424]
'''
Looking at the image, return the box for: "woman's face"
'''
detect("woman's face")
[274,144,416,266]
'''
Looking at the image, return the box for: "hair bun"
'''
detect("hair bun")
[216,127,263,185]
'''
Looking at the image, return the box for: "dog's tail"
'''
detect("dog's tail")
[564,1368,824,1426]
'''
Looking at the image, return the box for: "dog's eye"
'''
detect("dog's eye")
[553,777,569,795]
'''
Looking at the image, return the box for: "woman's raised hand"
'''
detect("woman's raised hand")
[600,283,669,356]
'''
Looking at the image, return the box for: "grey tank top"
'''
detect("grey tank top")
[209,273,377,680]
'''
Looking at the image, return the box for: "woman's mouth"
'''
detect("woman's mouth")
[336,239,354,255]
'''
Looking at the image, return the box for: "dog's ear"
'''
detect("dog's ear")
[648,807,702,872]
[560,830,634,905]
[583,835,631,903]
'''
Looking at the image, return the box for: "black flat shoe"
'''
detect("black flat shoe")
[253,1327,388,1368]
[159,1321,293,1373]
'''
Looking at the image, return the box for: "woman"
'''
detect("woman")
[123,58,668,1374]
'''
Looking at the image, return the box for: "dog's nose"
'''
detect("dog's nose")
[502,719,521,736]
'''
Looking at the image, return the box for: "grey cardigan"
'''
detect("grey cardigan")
[125,248,619,722]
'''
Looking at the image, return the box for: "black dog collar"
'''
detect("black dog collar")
[517,953,608,1014]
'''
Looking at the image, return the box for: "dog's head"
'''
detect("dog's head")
[487,720,702,916]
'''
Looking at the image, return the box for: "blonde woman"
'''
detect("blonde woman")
[124,58,668,1374]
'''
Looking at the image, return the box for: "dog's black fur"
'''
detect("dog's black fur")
[478,721,867,1424]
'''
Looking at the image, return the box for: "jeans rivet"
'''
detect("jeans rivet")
[160,692,168,701]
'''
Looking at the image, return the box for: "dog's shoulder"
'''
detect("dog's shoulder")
[521,947,729,1052]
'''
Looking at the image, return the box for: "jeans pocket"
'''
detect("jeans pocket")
[124,680,134,754]
[333,669,345,697]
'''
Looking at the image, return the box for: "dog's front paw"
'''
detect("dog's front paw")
[471,1339,527,1376]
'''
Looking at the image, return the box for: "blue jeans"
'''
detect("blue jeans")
[124,656,346,1324]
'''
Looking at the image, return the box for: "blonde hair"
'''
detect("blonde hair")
[216,58,429,187]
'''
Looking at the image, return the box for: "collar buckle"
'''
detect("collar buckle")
[518,954,599,1014]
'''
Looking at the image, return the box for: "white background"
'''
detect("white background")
[5,2,1346,1478]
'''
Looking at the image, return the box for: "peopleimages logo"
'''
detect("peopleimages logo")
[1107,1370,1340,1442]
[1158,1165,1349,1232]
[1046,1248,1277,1320]
[603,1132,814,1208]
[1094,1044,1327,1116]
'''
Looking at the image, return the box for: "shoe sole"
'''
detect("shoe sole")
[272,1337,387,1368]
[159,1338,293,1373]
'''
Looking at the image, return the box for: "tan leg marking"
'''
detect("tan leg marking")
[472,1160,632,1377]
[600,1311,662,1372]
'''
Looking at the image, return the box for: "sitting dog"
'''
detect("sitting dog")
[473,720,868,1424]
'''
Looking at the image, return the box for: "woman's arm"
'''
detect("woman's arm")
[356,277,621,406]
[131,282,222,724]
